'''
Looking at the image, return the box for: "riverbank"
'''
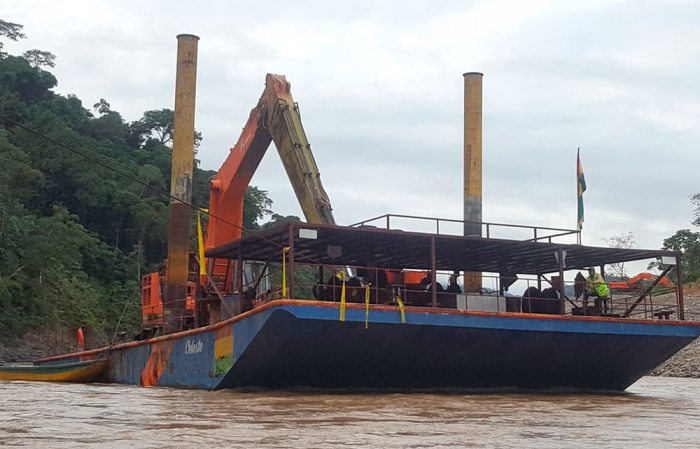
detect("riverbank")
[0,327,108,363]
[649,288,700,378]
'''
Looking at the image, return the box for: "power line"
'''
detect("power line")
[0,113,290,252]
[0,113,344,276]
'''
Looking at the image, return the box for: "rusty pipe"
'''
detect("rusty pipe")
[463,72,483,293]
[165,34,199,334]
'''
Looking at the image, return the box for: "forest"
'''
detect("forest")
[0,21,284,341]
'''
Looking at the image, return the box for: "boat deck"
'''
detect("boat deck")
[206,215,685,321]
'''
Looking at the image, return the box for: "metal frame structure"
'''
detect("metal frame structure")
[206,216,685,320]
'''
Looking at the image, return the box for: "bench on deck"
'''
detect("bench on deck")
[653,309,674,320]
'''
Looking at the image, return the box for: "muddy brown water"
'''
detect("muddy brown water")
[1,377,699,448]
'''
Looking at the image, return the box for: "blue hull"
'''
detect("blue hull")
[37,300,700,391]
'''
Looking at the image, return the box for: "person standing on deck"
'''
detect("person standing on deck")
[584,267,610,314]
[446,272,462,293]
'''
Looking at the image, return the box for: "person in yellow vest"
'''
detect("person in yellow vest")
[584,267,610,314]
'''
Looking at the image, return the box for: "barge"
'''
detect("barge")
[36,217,700,391]
[28,36,700,391]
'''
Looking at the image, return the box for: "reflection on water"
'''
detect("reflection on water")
[1,377,699,448]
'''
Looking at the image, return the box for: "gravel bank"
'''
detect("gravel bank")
[649,293,700,378]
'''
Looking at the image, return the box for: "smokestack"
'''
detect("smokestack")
[164,34,199,334]
[463,72,483,292]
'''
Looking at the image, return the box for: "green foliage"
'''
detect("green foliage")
[22,49,56,68]
[130,108,202,151]
[257,214,318,298]
[0,41,174,338]
[0,36,287,341]
[262,213,301,229]
[0,19,25,58]
[653,195,700,283]
[243,186,273,231]
[0,55,56,104]
[657,229,700,283]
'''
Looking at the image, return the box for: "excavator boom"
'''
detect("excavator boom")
[141,74,336,328]
[207,74,335,250]
[203,74,336,294]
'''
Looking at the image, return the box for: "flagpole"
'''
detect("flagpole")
[576,147,586,246]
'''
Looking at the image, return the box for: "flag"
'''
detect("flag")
[196,208,208,276]
[577,148,587,230]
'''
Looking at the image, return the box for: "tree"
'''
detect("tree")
[0,20,24,41]
[602,232,635,279]
[22,49,56,68]
[0,55,57,103]
[130,109,202,151]
[93,98,112,116]
[656,229,700,283]
[242,186,273,231]
[262,213,301,229]
[131,109,174,146]
[0,20,25,57]
[650,193,700,283]
[1,22,55,68]
[87,102,130,146]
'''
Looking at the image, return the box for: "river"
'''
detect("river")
[1,376,699,448]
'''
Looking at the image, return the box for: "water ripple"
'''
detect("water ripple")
[1,377,700,448]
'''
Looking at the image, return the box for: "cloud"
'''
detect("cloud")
[5,0,700,256]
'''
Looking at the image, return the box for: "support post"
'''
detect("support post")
[431,237,437,308]
[288,223,295,299]
[238,243,244,293]
[677,253,685,320]
[164,34,199,334]
[558,248,565,315]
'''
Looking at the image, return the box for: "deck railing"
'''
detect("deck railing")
[350,213,582,244]
[242,262,680,321]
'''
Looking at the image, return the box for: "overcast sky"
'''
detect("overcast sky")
[4,0,700,259]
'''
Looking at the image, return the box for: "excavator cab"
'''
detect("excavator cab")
[140,255,198,333]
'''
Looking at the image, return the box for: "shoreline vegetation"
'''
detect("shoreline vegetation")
[0,21,281,345]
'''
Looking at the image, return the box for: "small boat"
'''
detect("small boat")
[0,358,107,383]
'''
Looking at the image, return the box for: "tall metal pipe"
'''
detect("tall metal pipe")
[164,34,199,334]
[463,72,483,293]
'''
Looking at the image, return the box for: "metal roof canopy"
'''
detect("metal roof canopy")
[206,222,677,275]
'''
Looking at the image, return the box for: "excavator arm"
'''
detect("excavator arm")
[205,74,335,291]
[267,85,335,225]
[141,74,335,327]
[207,73,334,249]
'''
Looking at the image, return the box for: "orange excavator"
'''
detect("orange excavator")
[607,272,674,291]
[141,74,336,329]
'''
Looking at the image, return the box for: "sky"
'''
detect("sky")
[4,0,700,264]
